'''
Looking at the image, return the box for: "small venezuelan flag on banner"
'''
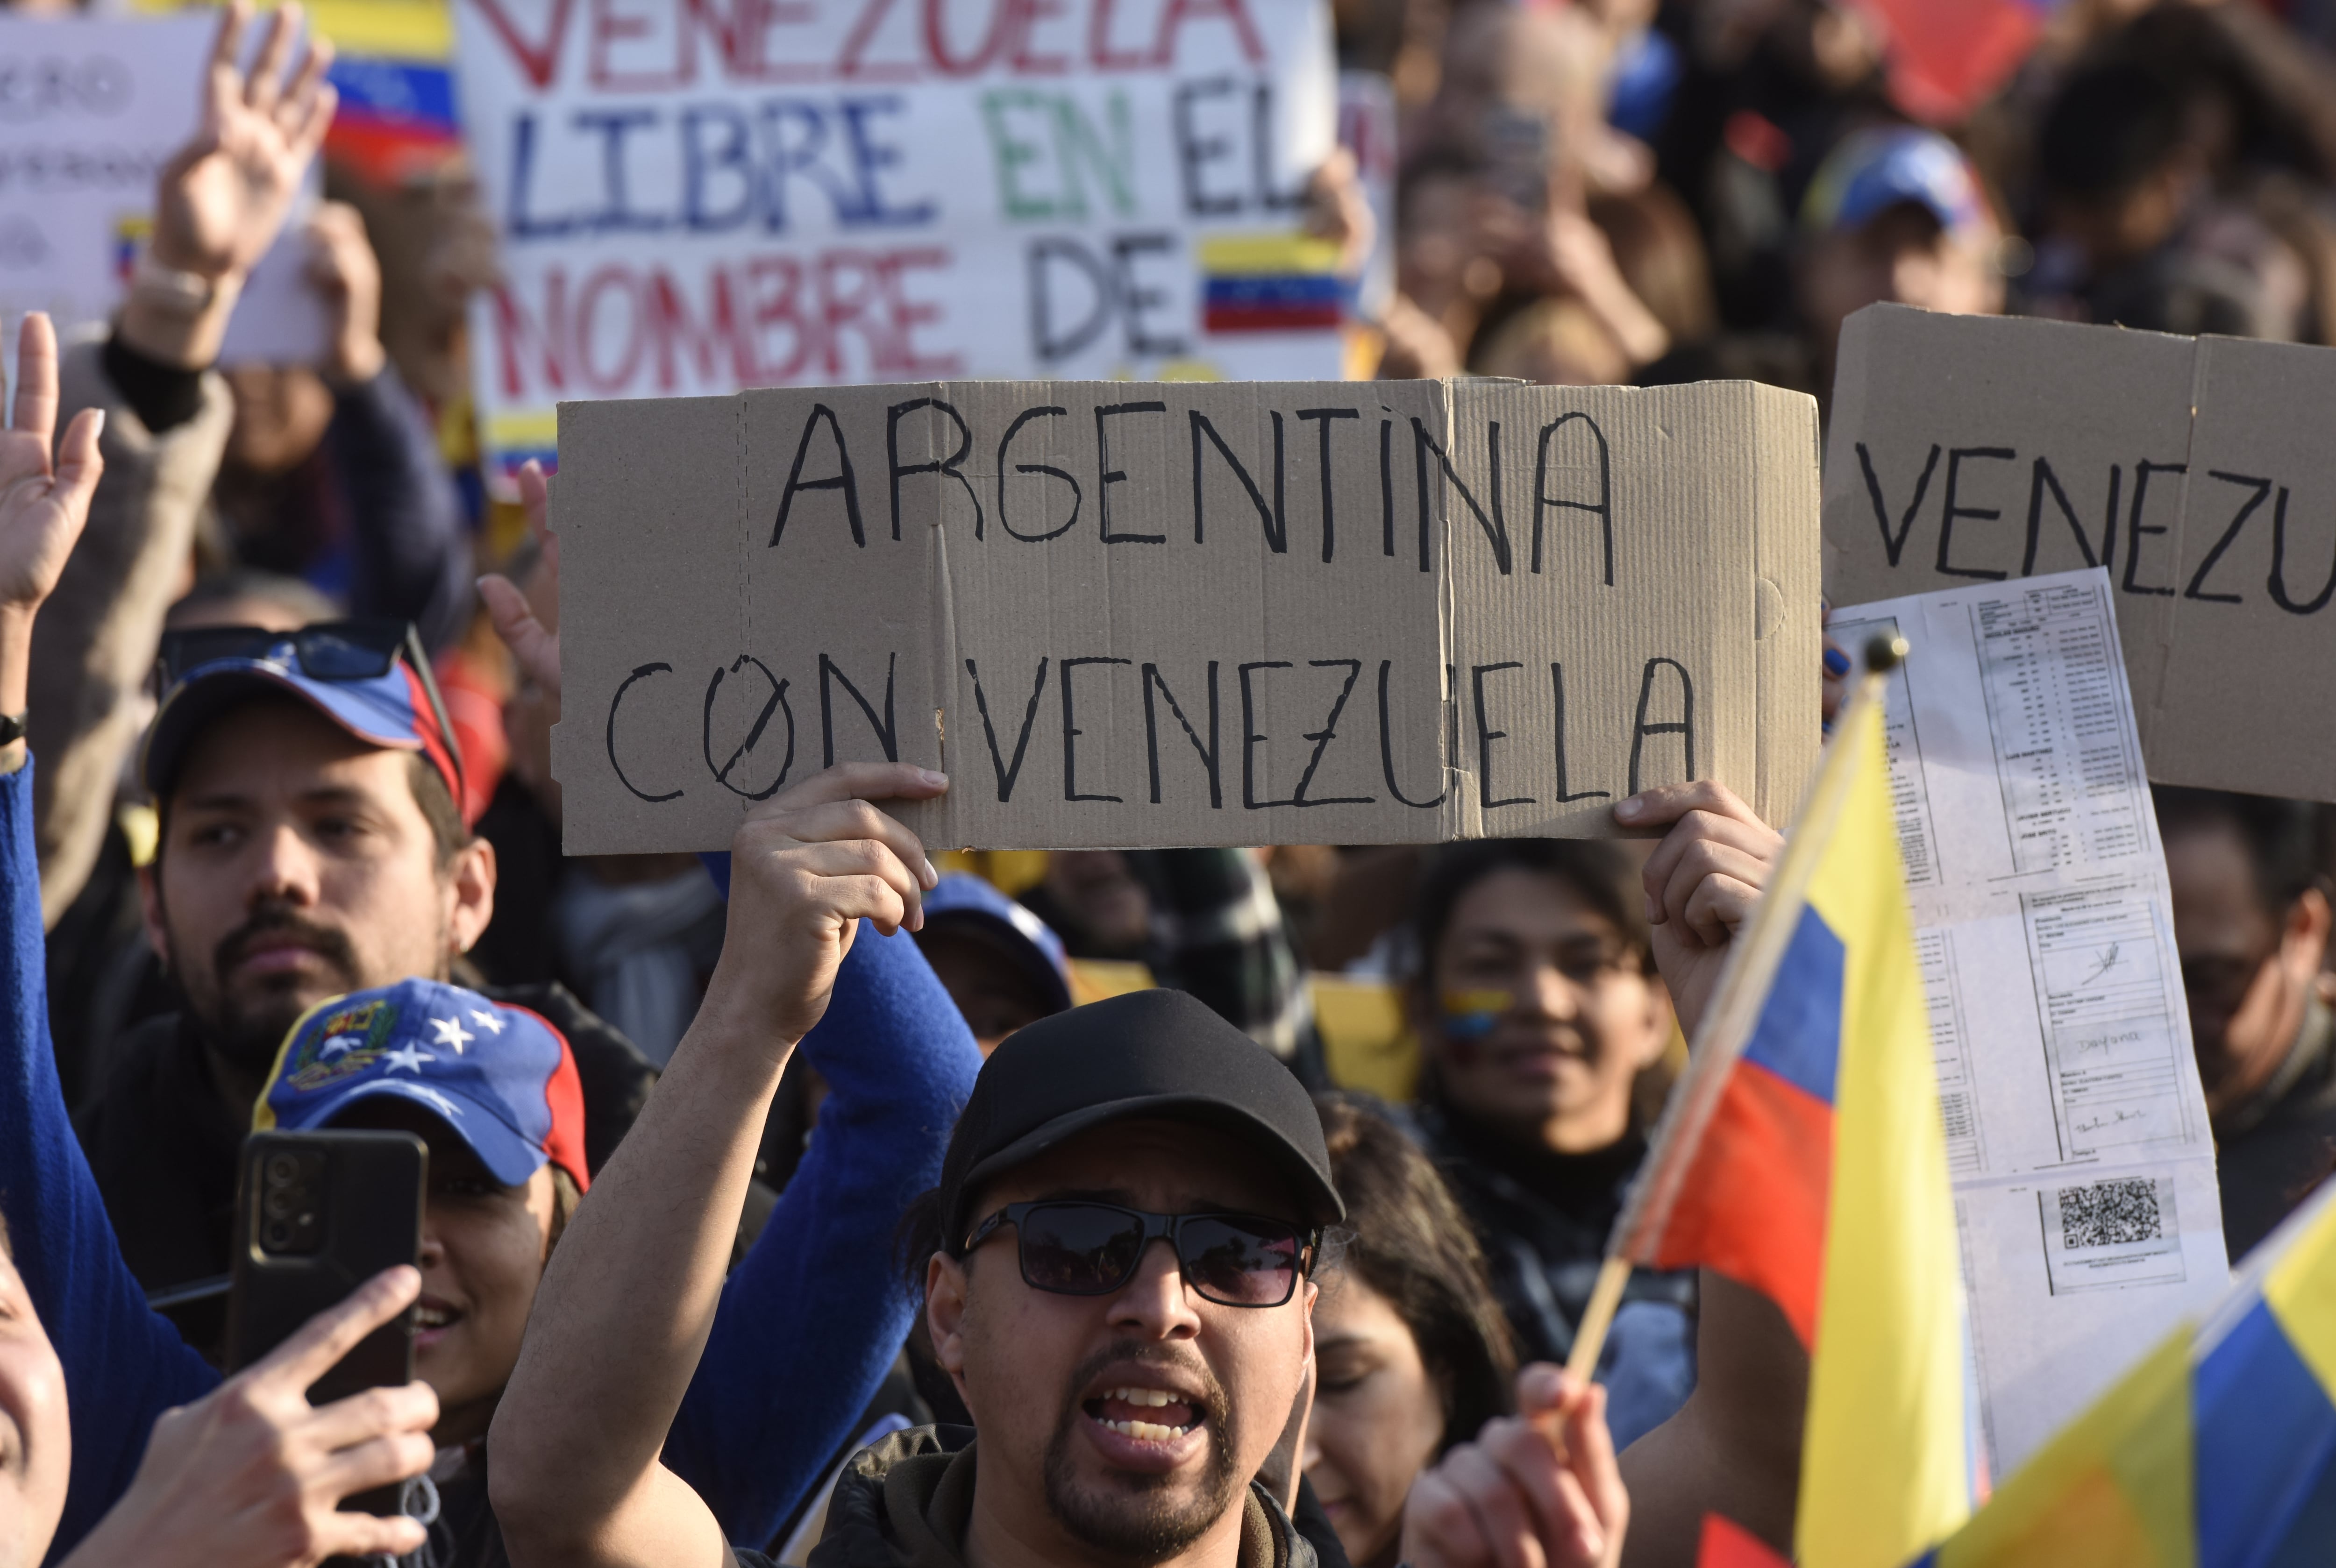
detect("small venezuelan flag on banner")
[1197,234,1349,334]
[1604,658,1977,1568]
[1909,1177,2336,1567]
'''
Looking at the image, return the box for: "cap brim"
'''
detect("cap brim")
[952,1092,1346,1242]
[923,912,1074,1015]
[144,666,420,795]
[296,1078,548,1188]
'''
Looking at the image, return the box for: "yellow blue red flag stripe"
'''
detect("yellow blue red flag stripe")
[1612,673,1976,1568]
[1909,1176,2336,1568]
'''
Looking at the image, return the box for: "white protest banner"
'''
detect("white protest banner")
[0,12,327,365]
[1825,302,2336,804]
[548,376,1822,854]
[453,0,1344,483]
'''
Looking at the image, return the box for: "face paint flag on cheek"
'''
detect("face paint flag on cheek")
[1439,989,1514,1041]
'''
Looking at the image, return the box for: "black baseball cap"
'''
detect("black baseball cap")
[939,988,1345,1247]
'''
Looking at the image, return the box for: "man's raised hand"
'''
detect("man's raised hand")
[0,315,105,621]
[1403,1365,1629,1568]
[151,2,335,284]
[60,1267,439,1568]
[707,763,947,1051]
[478,460,561,702]
[1612,780,1781,1043]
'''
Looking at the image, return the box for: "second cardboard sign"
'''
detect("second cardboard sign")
[552,378,1821,854]
[1827,302,2336,804]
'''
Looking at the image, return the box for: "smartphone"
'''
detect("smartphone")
[225,1129,427,1515]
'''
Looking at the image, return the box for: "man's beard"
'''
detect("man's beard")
[1041,1341,1242,1565]
[175,904,367,1077]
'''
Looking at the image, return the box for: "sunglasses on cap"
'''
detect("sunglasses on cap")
[961,1201,1319,1308]
[154,618,463,790]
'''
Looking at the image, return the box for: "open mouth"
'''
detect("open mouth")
[1083,1382,1202,1444]
[412,1296,465,1342]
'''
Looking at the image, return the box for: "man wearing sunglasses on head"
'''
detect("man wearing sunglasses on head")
[69,611,662,1343]
[490,771,1630,1568]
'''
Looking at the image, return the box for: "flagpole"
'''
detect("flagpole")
[1559,633,1909,1392]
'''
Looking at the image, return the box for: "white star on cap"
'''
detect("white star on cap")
[381,1044,436,1075]
[429,1016,475,1054]
[469,1009,506,1035]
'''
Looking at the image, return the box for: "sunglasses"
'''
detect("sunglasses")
[155,619,463,792]
[961,1201,1318,1309]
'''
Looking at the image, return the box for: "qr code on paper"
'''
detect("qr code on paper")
[2040,1174,2184,1295]
[2057,1178,2164,1249]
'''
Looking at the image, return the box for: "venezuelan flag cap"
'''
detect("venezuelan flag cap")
[256,979,590,1192]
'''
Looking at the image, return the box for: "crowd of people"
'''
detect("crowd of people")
[6,0,2336,1566]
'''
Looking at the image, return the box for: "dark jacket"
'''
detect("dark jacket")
[797,1426,1317,1568]
[2219,993,2336,1261]
[1402,1100,1697,1447]
[72,982,655,1313]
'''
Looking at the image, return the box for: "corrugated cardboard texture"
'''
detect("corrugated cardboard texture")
[1825,304,2336,801]
[553,377,1821,853]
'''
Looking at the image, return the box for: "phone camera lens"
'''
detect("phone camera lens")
[264,1220,294,1249]
[264,1187,297,1220]
[264,1154,298,1185]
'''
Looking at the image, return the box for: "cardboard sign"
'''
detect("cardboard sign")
[454,0,1345,484]
[1825,303,2336,802]
[550,377,1822,854]
[0,13,328,367]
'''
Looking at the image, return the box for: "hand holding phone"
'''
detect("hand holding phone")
[55,1267,438,1568]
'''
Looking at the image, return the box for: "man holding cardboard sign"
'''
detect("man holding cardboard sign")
[548,376,1822,857]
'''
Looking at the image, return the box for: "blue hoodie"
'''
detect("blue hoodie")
[0,759,980,1558]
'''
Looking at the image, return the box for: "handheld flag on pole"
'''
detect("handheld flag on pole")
[1568,636,1979,1568]
[1909,1173,2336,1567]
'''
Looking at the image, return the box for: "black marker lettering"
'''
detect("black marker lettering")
[1291,659,1371,807]
[886,397,982,542]
[702,655,793,799]
[606,662,682,803]
[1532,413,1612,584]
[997,406,1081,542]
[1410,417,1511,575]
[819,652,897,765]
[964,656,1049,802]
[1141,660,1222,807]
[1296,408,1358,564]
[1097,402,1167,544]
[1379,416,1395,557]
[1470,661,1532,811]
[2185,471,2270,604]
[1856,441,1941,568]
[1239,660,1296,808]
[2023,457,2109,575]
[2269,486,2336,614]
[771,404,864,548]
[1937,447,2013,581]
[1550,663,1608,802]
[1377,659,1446,809]
[2123,461,2184,596]
[1628,658,1696,794]
[1060,656,1130,801]
[1188,409,1281,551]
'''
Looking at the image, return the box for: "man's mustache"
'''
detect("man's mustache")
[211,907,360,986]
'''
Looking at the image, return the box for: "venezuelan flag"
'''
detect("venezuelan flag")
[1198,234,1350,334]
[1595,651,1976,1568]
[1909,1178,2336,1568]
[1855,0,2063,125]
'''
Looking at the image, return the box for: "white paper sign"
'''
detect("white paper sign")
[0,13,327,366]
[1831,567,2229,1476]
[452,0,1343,479]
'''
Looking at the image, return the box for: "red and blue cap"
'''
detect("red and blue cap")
[142,629,463,804]
[255,978,590,1192]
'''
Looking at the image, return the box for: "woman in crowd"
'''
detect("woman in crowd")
[1399,837,1707,1448]
[1306,1093,1517,1568]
